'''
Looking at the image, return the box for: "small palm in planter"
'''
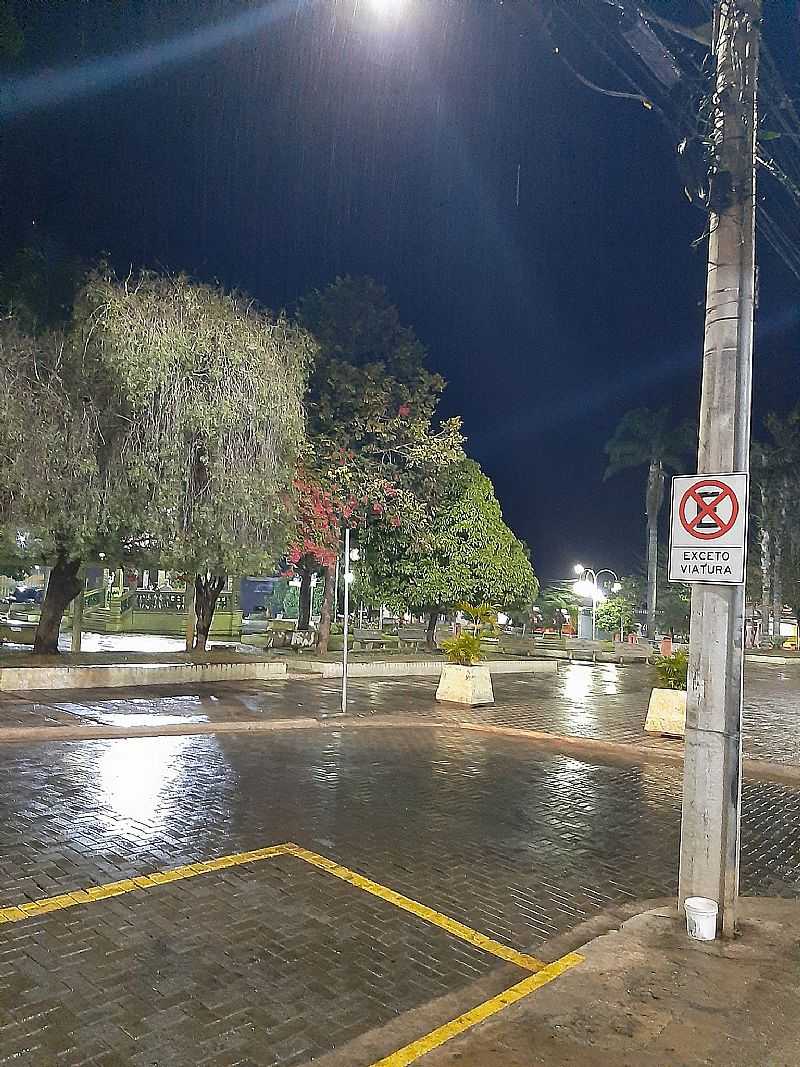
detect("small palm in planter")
[436,633,494,706]
[645,649,688,736]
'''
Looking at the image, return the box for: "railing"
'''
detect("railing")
[132,588,238,614]
[83,588,105,611]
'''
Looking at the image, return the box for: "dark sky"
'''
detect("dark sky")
[3,0,798,582]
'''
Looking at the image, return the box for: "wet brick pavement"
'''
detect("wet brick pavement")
[2,659,796,763]
[1,728,800,1064]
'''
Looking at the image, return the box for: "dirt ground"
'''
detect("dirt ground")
[426,899,800,1066]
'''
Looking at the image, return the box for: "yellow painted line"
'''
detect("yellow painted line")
[0,842,298,925]
[289,846,546,972]
[368,952,584,1067]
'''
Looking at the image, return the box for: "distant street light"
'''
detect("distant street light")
[572,565,621,641]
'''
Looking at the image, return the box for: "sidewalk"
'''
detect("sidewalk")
[412,898,800,1066]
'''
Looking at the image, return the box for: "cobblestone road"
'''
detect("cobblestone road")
[1,728,800,1064]
[3,659,797,764]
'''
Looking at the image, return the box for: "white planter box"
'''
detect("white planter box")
[644,687,687,737]
[436,663,494,706]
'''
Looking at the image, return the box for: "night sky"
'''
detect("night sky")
[3,0,798,582]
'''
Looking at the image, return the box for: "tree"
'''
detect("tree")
[362,460,538,647]
[0,317,138,652]
[80,270,312,650]
[535,585,580,635]
[594,594,636,639]
[752,409,800,645]
[604,407,695,638]
[296,276,463,652]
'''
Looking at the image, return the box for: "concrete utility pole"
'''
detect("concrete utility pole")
[679,0,761,937]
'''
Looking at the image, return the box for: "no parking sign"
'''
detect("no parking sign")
[668,473,748,584]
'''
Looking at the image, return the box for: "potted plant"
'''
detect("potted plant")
[435,633,494,706]
[644,648,688,736]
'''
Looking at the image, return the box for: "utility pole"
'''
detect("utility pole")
[678,0,760,937]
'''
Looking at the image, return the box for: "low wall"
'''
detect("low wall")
[285,658,560,679]
[0,658,287,692]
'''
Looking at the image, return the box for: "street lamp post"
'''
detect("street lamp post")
[573,564,621,641]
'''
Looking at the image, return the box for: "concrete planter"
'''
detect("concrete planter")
[436,663,494,706]
[644,687,687,737]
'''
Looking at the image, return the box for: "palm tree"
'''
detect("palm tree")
[604,408,695,639]
[752,409,800,645]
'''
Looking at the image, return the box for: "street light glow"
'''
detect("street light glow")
[573,563,584,575]
[366,0,406,19]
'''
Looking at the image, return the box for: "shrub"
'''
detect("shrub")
[654,648,688,690]
[442,633,483,666]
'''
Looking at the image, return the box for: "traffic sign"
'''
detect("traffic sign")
[668,473,748,584]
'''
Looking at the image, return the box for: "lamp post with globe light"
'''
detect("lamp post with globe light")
[573,564,622,641]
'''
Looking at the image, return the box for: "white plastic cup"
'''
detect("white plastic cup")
[684,896,718,940]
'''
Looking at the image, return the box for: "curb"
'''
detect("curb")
[0,714,797,786]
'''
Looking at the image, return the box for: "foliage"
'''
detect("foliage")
[0,319,123,564]
[622,557,691,638]
[296,276,465,649]
[441,632,483,666]
[604,407,695,636]
[363,460,538,618]
[535,584,580,632]
[79,269,312,579]
[457,601,497,636]
[604,407,695,482]
[654,649,688,691]
[594,594,636,636]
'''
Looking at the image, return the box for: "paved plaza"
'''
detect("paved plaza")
[1,660,798,765]
[0,663,798,1064]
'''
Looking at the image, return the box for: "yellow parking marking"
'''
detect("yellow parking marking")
[289,845,546,972]
[0,842,297,924]
[368,952,584,1067]
[0,839,584,1065]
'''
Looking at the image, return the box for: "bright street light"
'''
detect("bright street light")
[573,565,620,641]
[366,0,407,20]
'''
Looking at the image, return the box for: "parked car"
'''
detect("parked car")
[2,586,44,605]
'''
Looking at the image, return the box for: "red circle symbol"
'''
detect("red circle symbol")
[679,479,739,541]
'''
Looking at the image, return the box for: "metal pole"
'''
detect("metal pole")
[341,527,350,713]
[71,570,84,654]
[591,593,597,642]
[678,0,760,938]
[334,555,340,624]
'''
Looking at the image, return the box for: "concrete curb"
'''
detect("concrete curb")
[0,714,797,785]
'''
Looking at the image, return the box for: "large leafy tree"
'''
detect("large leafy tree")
[294,275,463,651]
[604,407,695,639]
[362,459,538,647]
[81,270,312,649]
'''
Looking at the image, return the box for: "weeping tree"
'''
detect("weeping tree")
[604,408,695,639]
[79,271,312,650]
[0,320,136,652]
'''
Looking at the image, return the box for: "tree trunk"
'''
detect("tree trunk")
[33,551,83,655]
[193,573,226,652]
[315,565,335,654]
[298,567,313,631]
[426,608,439,651]
[760,519,772,646]
[644,461,664,640]
[772,528,784,646]
[645,512,658,639]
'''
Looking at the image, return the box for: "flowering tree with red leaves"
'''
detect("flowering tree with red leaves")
[296,276,465,652]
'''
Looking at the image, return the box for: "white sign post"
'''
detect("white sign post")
[668,473,748,585]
